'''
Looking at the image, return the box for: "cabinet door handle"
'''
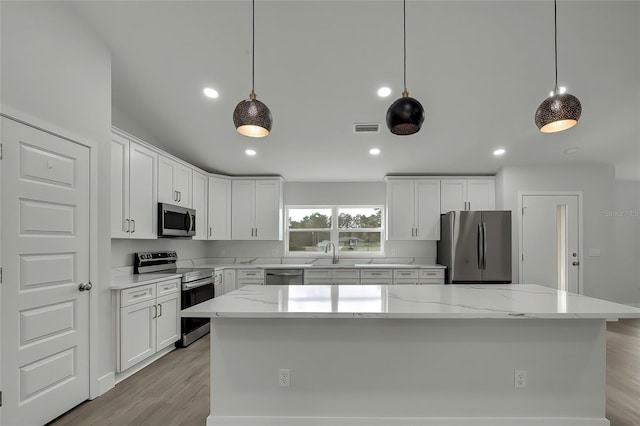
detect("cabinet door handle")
[125,218,130,233]
[152,304,157,319]
[178,191,181,202]
[131,219,136,233]
[255,228,258,238]
[415,228,418,237]
[209,227,212,237]
[174,190,177,202]
[158,303,163,317]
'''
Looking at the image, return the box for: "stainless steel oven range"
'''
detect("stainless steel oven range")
[134,251,218,347]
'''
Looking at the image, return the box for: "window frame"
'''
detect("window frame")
[285,205,385,257]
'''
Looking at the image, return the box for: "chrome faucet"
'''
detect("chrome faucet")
[324,242,339,264]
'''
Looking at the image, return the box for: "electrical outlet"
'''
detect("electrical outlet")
[515,369,527,388]
[279,368,290,387]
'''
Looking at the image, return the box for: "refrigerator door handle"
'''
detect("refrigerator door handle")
[477,223,483,269]
[482,221,488,269]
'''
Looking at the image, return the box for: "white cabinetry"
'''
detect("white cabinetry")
[419,268,445,285]
[111,133,158,239]
[117,278,180,372]
[393,269,419,285]
[158,155,193,208]
[386,178,440,241]
[304,268,360,285]
[192,170,208,240]
[360,269,393,285]
[223,269,237,293]
[231,178,283,240]
[440,178,495,213]
[236,269,264,288]
[208,176,232,240]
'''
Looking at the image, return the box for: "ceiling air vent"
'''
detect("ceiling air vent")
[353,123,380,133]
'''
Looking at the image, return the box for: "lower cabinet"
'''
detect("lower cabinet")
[304,268,360,285]
[419,268,445,285]
[236,268,264,288]
[117,278,181,372]
[360,269,393,285]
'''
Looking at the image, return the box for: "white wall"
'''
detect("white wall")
[496,164,640,305]
[0,1,113,396]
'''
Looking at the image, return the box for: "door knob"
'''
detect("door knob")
[78,282,93,291]
[572,261,580,266]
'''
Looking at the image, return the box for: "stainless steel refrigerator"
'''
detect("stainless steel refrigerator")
[437,211,512,284]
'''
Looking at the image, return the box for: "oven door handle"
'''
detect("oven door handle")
[183,279,215,290]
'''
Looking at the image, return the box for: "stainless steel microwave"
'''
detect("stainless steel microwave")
[158,203,196,237]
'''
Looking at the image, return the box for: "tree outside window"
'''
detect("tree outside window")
[287,206,383,254]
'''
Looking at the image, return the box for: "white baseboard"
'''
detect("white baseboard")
[115,346,175,384]
[94,371,115,398]
[207,416,608,426]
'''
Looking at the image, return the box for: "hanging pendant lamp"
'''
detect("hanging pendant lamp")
[386,0,424,136]
[535,0,581,133]
[233,0,272,138]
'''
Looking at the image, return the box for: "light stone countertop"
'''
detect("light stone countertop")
[181,284,640,320]
[111,273,182,290]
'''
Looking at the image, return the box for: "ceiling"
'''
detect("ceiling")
[70,0,640,181]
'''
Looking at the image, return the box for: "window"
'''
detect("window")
[286,206,383,255]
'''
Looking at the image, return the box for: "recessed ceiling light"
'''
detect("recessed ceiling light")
[245,149,256,156]
[564,147,579,155]
[369,148,381,155]
[377,87,392,97]
[493,148,506,156]
[203,87,219,98]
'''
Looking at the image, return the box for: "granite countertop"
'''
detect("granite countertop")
[111,273,182,290]
[181,284,640,320]
[202,263,447,270]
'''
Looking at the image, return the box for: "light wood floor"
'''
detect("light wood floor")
[48,319,640,426]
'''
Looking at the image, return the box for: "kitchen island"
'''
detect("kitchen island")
[182,284,640,426]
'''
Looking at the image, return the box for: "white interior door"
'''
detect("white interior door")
[1,118,90,425]
[521,194,580,293]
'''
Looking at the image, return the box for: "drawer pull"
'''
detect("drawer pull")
[426,272,436,276]
[372,273,381,276]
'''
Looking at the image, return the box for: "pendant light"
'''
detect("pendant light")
[233,0,273,138]
[535,0,581,133]
[386,0,424,136]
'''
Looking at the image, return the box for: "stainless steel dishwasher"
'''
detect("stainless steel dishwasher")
[265,269,304,285]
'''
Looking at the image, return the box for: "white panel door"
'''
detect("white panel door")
[129,142,157,239]
[254,180,281,240]
[467,179,495,211]
[231,180,255,240]
[192,171,208,240]
[415,179,441,240]
[521,195,580,293]
[208,176,231,240]
[440,179,466,213]
[110,134,130,237]
[156,292,180,351]
[387,180,415,240]
[1,117,90,425]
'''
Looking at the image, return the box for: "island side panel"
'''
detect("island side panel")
[207,318,607,426]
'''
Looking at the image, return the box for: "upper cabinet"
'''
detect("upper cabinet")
[111,133,158,239]
[158,155,192,208]
[386,178,440,241]
[192,170,208,241]
[231,178,283,240]
[208,176,232,240]
[440,178,495,213]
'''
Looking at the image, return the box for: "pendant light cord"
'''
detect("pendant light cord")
[553,0,558,93]
[403,0,407,94]
[251,0,256,98]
